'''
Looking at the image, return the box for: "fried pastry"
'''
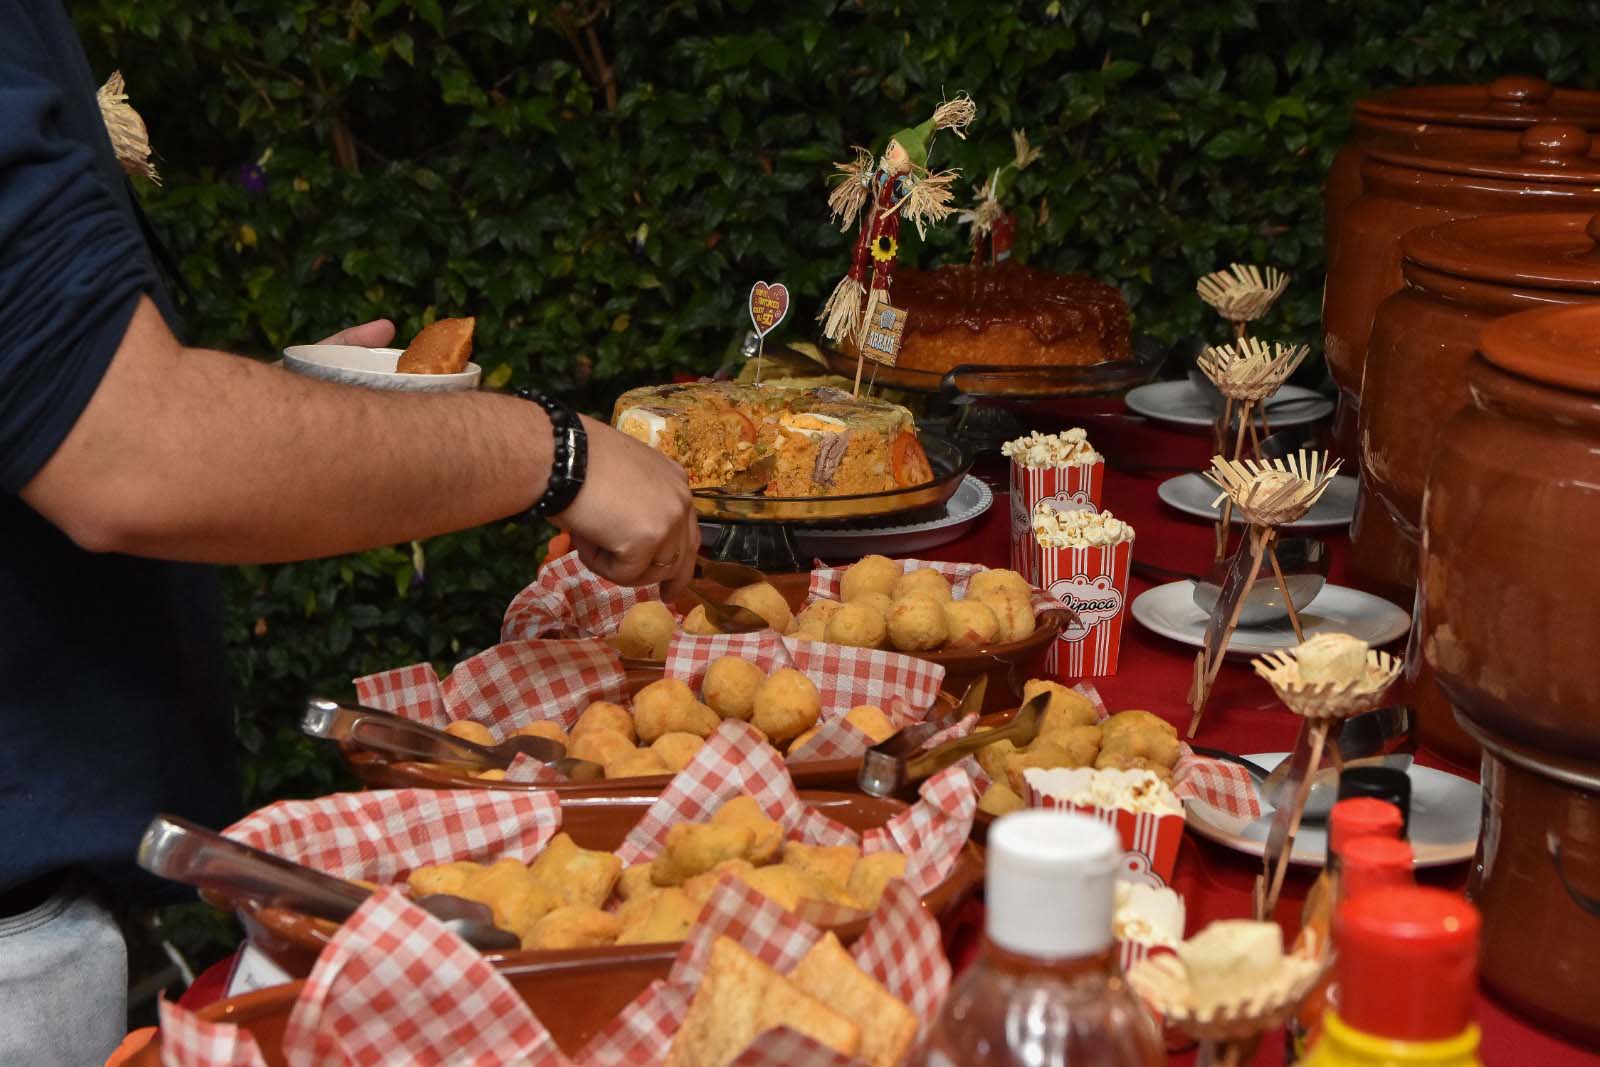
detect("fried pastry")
[528,832,622,908]
[711,796,784,864]
[783,842,860,894]
[653,823,758,886]
[395,316,474,374]
[789,932,917,1067]
[845,851,907,910]
[525,904,623,950]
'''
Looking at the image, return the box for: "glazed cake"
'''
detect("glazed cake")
[612,383,932,496]
[848,263,1131,372]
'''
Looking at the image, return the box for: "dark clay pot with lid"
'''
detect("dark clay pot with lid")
[1325,123,1600,599]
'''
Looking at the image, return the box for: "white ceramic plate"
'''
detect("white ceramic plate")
[1184,752,1481,867]
[1125,380,1333,428]
[700,474,993,559]
[282,344,481,392]
[1130,581,1410,655]
[1157,472,1358,529]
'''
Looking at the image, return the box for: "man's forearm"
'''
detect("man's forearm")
[22,296,555,563]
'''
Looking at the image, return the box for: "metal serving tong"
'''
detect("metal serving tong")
[680,556,772,633]
[137,814,519,952]
[301,697,604,781]
[860,685,1047,798]
[694,555,767,589]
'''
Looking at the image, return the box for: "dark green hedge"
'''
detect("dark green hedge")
[74,0,1596,865]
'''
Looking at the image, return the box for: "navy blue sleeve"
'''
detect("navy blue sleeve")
[0,12,162,493]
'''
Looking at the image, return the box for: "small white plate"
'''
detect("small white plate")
[283,345,481,392]
[1184,752,1481,867]
[1130,581,1410,655]
[1158,472,1358,529]
[1125,380,1333,428]
[700,475,993,559]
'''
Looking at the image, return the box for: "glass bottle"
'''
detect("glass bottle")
[914,810,1166,1067]
[1301,886,1482,1067]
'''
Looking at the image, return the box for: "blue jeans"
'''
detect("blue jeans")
[0,880,125,1066]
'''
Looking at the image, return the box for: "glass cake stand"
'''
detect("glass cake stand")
[694,433,972,572]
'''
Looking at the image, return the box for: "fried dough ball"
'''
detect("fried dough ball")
[633,678,720,743]
[783,843,861,893]
[967,568,1033,603]
[569,727,636,767]
[856,593,894,620]
[1024,679,1099,735]
[846,852,908,910]
[974,735,1018,782]
[841,555,900,602]
[616,888,702,945]
[682,603,721,636]
[702,655,765,721]
[604,748,672,779]
[1096,710,1181,778]
[652,732,706,771]
[617,600,677,660]
[515,720,570,749]
[712,796,784,864]
[978,781,1025,817]
[752,668,822,743]
[1101,709,1178,745]
[525,905,623,950]
[824,602,887,649]
[887,594,949,652]
[443,720,494,747]
[943,600,1000,649]
[727,582,794,634]
[792,599,843,642]
[788,725,821,752]
[892,567,952,603]
[529,832,623,908]
[979,590,1036,643]
[572,700,636,744]
[843,705,896,744]
[654,824,758,886]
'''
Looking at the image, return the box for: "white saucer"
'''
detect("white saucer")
[1131,581,1410,655]
[1158,472,1358,529]
[283,345,481,392]
[1125,380,1333,428]
[701,474,993,560]
[1184,752,1480,868]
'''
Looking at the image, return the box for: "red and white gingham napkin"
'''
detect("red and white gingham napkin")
[807,556,1071,627]
[501,550,669,642]
[159,891,569,1067]
[616,721,975,900]
[579,876,949,1067]
[354,637,632,740]
[223,788,562,885]
[962,682,1261,819]
[662,628,947,762]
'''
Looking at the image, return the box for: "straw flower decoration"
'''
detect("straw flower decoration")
[1205,450,1340,527]
[1196,339,1309,401]
[1197,264,1289,323]
[97,71,159,184]
[1012,128,1043,170]
[1127,950,1324,1042]
[1252,645,1402,719]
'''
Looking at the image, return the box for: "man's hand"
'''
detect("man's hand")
[560,418,699,598]
[319,319,396,347]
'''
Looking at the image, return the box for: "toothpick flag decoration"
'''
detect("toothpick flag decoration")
[960,128,1042,265]
[819,93,977,392]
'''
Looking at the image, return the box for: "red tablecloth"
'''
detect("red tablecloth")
[171,400,1599,1065]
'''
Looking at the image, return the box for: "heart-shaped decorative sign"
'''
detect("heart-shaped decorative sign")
[748,281,790,338]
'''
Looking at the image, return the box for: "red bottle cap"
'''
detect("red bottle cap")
[1339,836,1414,901]
[1328,797,1403,857]
[1335,886,1481,1041]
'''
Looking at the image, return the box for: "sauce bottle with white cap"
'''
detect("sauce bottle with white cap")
[913,810,1166,1066]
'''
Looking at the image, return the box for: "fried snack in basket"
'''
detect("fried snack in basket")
[728,582,794,634]
[703,655,765,721]
[525,904,622,950]
[841,555,899,602]
[616,601,677,660]
[712,796,784,864]
[888,595,949,652]
[395,316,474,374]
[653,823,759,886]
[665,936,861,1067]
[790,931,918,1067]
[443,719,494,746]
[528,832,621,908]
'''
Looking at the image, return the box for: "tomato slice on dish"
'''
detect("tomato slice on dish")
[720,408,758,444]
[892,431,933,487]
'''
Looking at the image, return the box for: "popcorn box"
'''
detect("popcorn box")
[1036,538,1133,677]
[1009,456,1106,581]
[1022,769,1184,888]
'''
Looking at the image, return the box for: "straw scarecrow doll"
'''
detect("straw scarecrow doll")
[818,95,977,346]
[960,128,1042,265]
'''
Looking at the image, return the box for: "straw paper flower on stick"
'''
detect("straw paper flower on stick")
[97,71,159,185]
[1129,948,1324,1066]
[1206,450,1340,528]
[1197,263,1288,336]
[1198,339,1308,403]
[1253,645,1401,720]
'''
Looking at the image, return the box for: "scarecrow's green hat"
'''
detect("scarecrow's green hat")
[888,116,939,169]
[886,94,977,169]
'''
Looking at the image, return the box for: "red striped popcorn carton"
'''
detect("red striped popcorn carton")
[1032,515,1134,677]
[1003,429,1105,581]
[1022,767,1184,886]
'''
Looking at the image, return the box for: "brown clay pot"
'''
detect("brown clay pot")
[1457,715,1600,1045]
[1422,304,1600,757]
[1326,77,1600,260]
[1328,124,1600,599]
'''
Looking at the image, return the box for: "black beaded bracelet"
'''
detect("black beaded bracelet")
[518,389,588,517]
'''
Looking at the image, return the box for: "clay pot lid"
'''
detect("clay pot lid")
[1368,122,1600,184]
[1402,212,1600,292]
[1480,304,1600,395]
[1357,76,1600,130]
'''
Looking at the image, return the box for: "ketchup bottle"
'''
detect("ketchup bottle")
[1301,887,1483,1067]
[913,810,1166,1066]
